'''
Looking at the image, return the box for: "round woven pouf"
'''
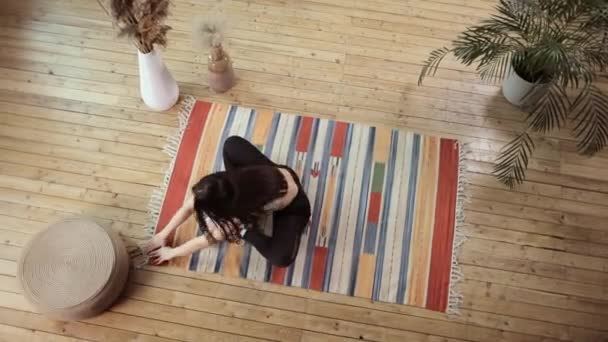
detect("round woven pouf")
[18,218,129,321]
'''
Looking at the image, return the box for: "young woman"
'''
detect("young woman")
[143,136,311,267]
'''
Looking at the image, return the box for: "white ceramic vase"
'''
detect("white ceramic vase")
[137,49,179,111]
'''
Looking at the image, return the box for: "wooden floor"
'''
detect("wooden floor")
[1,0,607,341]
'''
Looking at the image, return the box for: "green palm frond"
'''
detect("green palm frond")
[527,83,570,133]
[490,0,532,34]
[490,0,548,42]
[571,85,608,155]
[539,0,588,22]
[418,47,451,85]
[418,0,608,187]
[477,49,517,82]
[478,52,511,82]
[494,132,535,188]
[582,0,608,29]
[454,30,516,66]
[570,29,608,74]
[578,45,608,73]
[526,42,592,88]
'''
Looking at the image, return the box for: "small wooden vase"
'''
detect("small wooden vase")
[208,46,235,93]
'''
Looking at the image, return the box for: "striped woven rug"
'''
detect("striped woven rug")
[148,98,467,313]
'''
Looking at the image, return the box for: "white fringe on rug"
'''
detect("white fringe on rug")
[145,95,196,238]
[447,142,471,316]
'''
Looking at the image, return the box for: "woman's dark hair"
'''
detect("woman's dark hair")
[192,165,287,242]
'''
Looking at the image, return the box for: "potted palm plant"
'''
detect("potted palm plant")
[99,0,179,111]
[418,0,608,188]
[193,14,235,93]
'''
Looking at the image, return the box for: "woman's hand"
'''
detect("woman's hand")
[145,196,193,254]
[142,233,168,254]
[149,246,176,265]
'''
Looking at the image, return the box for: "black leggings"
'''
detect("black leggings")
[223,136,311,267]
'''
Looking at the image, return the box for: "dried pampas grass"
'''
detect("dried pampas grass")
[98,0,171,53]
[192,12,227,50]
[193,11,231,72]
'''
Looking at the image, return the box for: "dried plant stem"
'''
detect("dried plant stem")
[97,0,171,53]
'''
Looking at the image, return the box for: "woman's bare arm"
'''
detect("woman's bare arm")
[159,195,194,238]
[143,195,194,254]
[171,234,215,257]
[173,215,228,255]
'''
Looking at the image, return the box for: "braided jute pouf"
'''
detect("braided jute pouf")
[18,218,130,321]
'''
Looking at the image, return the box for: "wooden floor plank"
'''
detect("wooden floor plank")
[0,91,179,126]
[466,224,608,258]
[470,185,608,219]
[462,265,608,301]
[460,249,608,287]
[0,202,146,240]
[129,269,598,342]
[0,174,147,211]
[124,284,456,342]
[0,260,17,277]
[460,290,607,331]
[0,160,154,199]
[0,136,166,174]
[0,306,193,342]
[0,323,91,342]
[463,238,608,273]
[0,245,20,262]
[462,279,608,316]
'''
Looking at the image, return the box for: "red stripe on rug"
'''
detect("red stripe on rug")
[296,117,314,152]
[310,246,328,291]
[155,101,212,239]
[367,192,382,223]
[271,266,287,285]
[331,122,348,157]
[426,139,459,312]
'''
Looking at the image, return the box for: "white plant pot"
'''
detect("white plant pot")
[501,68,536,106]
[502,68,546,107]
[138,49,179,111]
